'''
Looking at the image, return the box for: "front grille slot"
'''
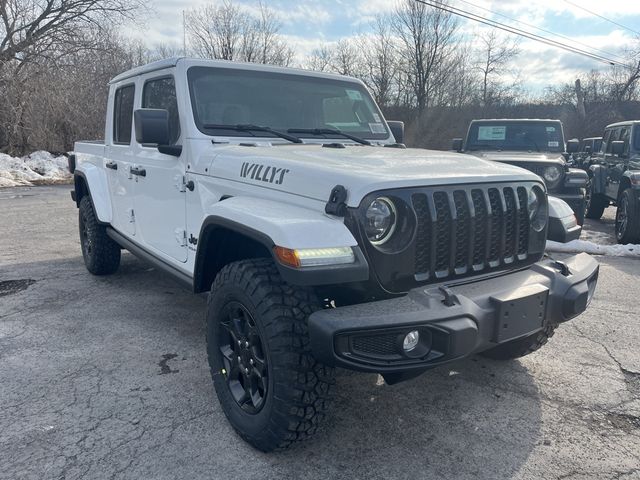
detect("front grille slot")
[412,185,531,281]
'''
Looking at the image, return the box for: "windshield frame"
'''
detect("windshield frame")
[465,120,566,153]
[186,66,391,142]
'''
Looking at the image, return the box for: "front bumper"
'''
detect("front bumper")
[309,253,598,374]
[554,192,585,220]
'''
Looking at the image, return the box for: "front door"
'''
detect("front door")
[131,75,187,263]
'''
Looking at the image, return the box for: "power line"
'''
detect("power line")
[562,0,640,37]
[414,0,618,66]
[454,0,627,63]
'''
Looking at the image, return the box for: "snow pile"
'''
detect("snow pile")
[0,151,72,187]
[547,240,640,257]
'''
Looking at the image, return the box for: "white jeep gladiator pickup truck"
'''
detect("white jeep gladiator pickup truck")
[69,57,599,452]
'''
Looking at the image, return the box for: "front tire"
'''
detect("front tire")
[615,189,640,244]
[78,196,121,275]
[585,180,607,220]
[206,258,335,452]
[480,325,556,360]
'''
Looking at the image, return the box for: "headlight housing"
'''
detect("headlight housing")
[528,186,548,232]
[542,165,563,189]
[365,197,397,245]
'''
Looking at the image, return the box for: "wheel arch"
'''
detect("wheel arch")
[193,217,275,294]
[73,165,112,223]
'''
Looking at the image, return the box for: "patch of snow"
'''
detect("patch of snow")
[546,240,640,257]
[0,151,72,187]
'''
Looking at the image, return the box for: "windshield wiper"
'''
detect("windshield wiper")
[287,128,372,146]
[202,124,303,144]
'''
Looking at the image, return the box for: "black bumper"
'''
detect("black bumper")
[308,253,598,374]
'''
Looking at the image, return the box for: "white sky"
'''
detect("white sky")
[130,0,640,93]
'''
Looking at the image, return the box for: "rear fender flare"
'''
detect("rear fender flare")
[74,164,112,224]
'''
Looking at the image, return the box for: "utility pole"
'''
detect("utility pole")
[183,10,187,56]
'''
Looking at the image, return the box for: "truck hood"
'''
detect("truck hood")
[208,144,542,207]
[470,151,566,164]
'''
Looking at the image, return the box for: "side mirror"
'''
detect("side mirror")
[134,109,170,145]
[387,121,404,144]
[452,138,463,152]
[566,139,579,153]
[611,140,625,156]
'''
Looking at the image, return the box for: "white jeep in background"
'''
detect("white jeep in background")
[70,57,599,452]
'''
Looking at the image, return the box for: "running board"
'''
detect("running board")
[107,228,193,290]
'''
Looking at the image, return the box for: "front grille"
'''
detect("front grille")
[412,185,530,281]
[352,334,398,357]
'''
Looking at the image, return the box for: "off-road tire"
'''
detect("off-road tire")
[615,189,640,244]
[78,196,121,275]
[206,258,335,452]
[585,180,607,220]
[480,325,556,360]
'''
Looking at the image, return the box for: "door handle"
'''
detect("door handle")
[130,167,146,177]
[105,161,118,170]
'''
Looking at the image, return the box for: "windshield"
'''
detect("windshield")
[466,121,565,153]
[187,66,389,141]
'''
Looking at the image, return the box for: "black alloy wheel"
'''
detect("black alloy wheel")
[218,301,268,414]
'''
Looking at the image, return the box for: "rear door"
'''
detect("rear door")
[131,74,187,263]
[106,83,137,236]
[605,127,627,200]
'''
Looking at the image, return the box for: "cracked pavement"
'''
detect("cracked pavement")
[0,185,639,480]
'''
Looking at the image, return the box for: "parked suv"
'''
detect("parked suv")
[587,121,640,243]
[453,119,588,224]
[69,58,598,451]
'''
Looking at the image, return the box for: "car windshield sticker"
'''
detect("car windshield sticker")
[548,141,559,147]
[373,113,381,122]
[369,123,386,134]
[478,126,506,141]
[546,126,556,132]
[346,89,363,101]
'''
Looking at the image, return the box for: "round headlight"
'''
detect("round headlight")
[543,165,563,186]
[528,187,548,232]
[365,197,397,245]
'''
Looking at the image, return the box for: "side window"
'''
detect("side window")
[142,77,180,145]
[620,126,631,157]
[113,85,135,145]
[606,128,620,154]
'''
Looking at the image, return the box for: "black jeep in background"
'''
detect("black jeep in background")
[586,121,640,243]
[453,119,588,224]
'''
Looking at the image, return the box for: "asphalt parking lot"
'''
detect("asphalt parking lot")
[1,185,639,480]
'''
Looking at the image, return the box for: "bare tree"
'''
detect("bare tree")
[475,30,519,106]
[306,45,333,72]
[358,16,398,106]
[186,0,293,66]
[0,0,143,66]
[392,0,459,117]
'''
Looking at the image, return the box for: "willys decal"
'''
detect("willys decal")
[240,163,290,185]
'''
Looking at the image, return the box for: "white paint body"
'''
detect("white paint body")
[74,58,543,280]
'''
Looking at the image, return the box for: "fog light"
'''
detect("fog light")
[403,331,420,352]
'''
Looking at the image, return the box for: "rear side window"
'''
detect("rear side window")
[605,128,620,154]
[620,126,631,156]
[143,77,180,145]
[113,85,135,145]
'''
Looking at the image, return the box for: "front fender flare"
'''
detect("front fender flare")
[589,164,607,194]
[194,197,368,289]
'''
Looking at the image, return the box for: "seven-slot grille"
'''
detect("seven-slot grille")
[412,185,530,281]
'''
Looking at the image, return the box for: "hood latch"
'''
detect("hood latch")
[325,185,348,217]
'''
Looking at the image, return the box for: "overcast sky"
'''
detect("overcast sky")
[132,0,640,94]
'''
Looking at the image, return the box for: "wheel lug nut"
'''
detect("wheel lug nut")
[244,341,250,348]
[237,340,242,346]
[244,368,249,374]
[237,356,241,363]
[249,359,254,365]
